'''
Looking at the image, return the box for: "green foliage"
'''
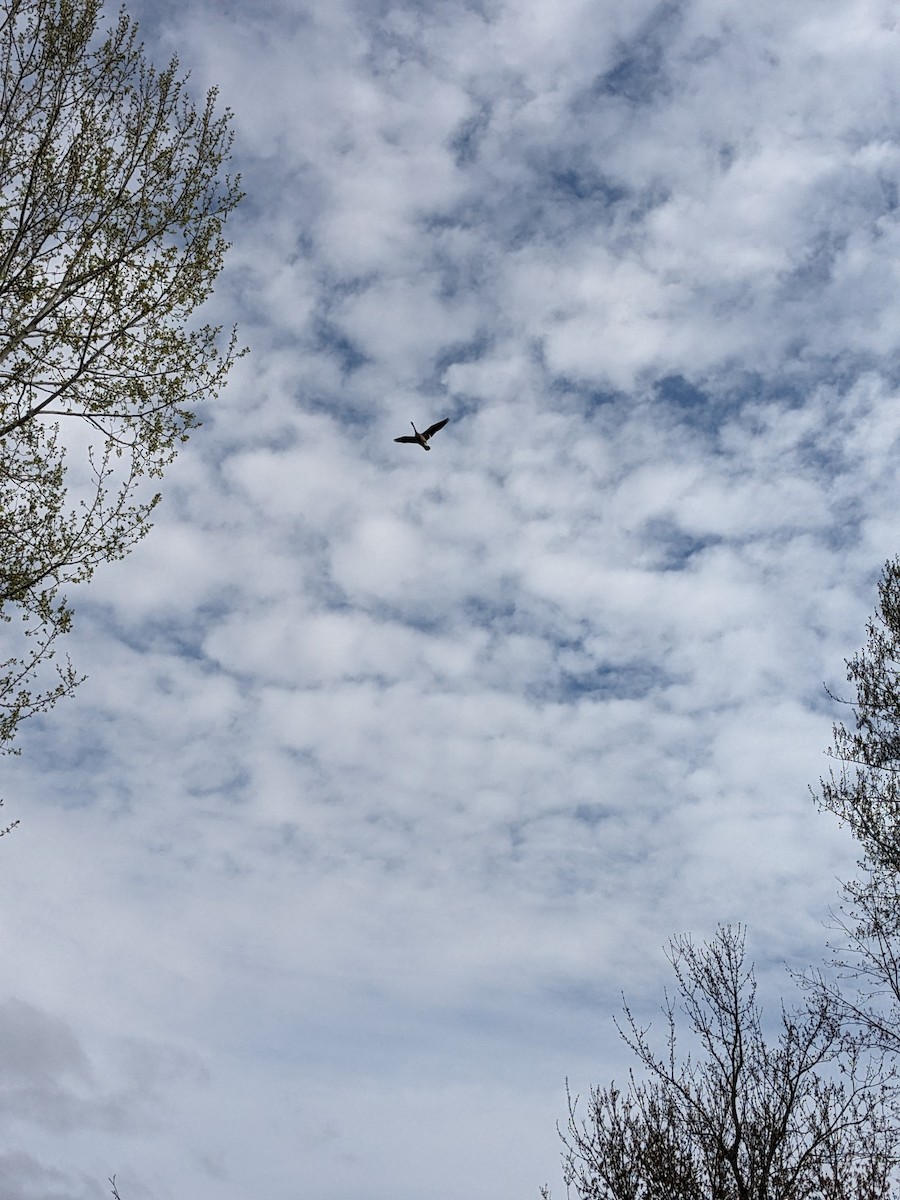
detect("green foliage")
[0,0,243,773]
[819,557,900,874]
[809,556,900,1055]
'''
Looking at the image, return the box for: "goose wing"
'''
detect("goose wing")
[394,435,419,444]
[422,418,449,440]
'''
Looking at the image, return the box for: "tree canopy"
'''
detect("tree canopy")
[819,557,900,874]
[808,556,900,1055]
[549,927,899,1200]
[0,0,242,775]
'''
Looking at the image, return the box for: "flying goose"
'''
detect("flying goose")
[393,417,449,451]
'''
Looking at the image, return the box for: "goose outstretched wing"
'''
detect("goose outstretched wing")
[422,418,449,440]
[394,435,419,443]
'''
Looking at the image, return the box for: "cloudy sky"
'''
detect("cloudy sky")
[4,0,900,1196]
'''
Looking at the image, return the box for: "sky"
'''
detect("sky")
[3,0,900,1197]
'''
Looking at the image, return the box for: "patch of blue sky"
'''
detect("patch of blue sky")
[875,173,900,215]
[310,317,371,374]
[790,420,856,479]
[430,332,493,379]
[72,593,228,664]
[20,713,98,778]
[815,506,870,555]
[647,376,762,449]
[546,376,626,419]
[651,368,852,441]
[777,231,850,301]
[594,47,670,107]
[461,591,519,625]
[417,196,489,235]
[294,383,377,429]
[429,151,666,264]
[571,803,616,830]
[756,355,889,413]
[184,765,254,804]
[824,167,900,232]
[591,0,684,105]
[639,516,720,571]
[481,148,637,249]
[652,373,714,430]
[428,389,483,431]
[448,103,493,169]
[548,163,629,209]
[501,169,632,248]
[530,661,672,705]
[365,601,446,637]
[874,350,900,392]
[718,370,807,412]
[778,343,891,394]
[419,169,596,254]
[428,242,499,305]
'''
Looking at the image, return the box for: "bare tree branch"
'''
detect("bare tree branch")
[551,927,899,1200]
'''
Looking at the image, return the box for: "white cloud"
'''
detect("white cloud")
[5,0,900,1196]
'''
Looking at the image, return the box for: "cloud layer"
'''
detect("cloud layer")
[3,0,900,1196]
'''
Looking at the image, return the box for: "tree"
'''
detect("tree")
[819,556,900,874]
[545,927,898,1200]
[810,555,900,1054]
[0,0,242,782]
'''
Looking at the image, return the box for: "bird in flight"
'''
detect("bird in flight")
[394,417,449,451]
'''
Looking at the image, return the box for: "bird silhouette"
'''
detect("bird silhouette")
[393,418,449,451]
